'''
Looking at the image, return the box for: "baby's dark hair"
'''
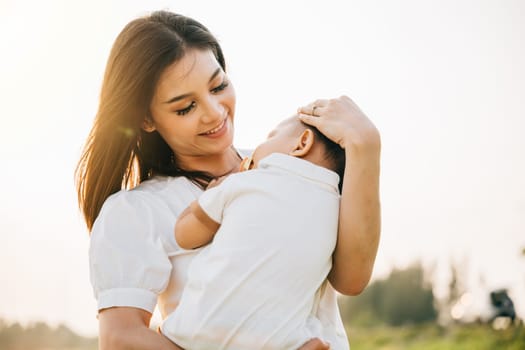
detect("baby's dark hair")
[302,122,346,192]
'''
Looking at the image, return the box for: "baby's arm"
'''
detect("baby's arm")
[175,200,220,249]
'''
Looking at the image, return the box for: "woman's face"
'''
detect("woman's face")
[149,49,236,166]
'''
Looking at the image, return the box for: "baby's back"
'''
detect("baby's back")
[162,155,340,349]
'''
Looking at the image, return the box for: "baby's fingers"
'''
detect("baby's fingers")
[297,338,330,350]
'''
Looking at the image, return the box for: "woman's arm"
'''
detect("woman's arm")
[298,95,381,295]
[99,307,329,350]
[98,307,183,350]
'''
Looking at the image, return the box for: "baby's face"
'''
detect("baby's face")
[250,116,302,168]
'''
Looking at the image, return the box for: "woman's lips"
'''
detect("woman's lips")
[199,118,228,138]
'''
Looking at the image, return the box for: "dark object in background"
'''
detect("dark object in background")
[490,289,516,321]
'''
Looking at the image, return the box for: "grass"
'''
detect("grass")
[1,320,524,349]
[346,323,525,350]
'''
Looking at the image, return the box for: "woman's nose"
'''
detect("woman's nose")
[200,98,224,124]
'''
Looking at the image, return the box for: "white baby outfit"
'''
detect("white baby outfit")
[161,153,347,349]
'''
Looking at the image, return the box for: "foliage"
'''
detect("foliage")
[346,323,525,350]
[339,262,438,326]
[1,318,524,349]
[0,319,97,350]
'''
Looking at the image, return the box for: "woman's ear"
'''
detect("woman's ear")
[289,129,314,157]
[142,117,156,132]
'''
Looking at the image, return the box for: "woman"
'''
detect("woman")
[76,10,381,350]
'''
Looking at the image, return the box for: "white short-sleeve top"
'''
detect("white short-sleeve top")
[89,154,348,348]
[89,174,204,318]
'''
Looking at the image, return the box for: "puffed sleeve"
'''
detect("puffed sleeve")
[89,191,172,314]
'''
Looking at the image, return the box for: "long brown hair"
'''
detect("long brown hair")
[75,11,226,231]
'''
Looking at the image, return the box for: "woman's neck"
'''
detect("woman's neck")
[176,147,241,177]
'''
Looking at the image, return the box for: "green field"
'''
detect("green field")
[346,323,525,350]
[2,320,524,349]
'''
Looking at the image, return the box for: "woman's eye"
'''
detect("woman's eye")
[176,101,196,116]
[211,81,229,94]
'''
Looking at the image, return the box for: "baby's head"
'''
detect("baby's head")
[248,116,345,190]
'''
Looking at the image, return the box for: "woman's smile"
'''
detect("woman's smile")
[199,117,229,138]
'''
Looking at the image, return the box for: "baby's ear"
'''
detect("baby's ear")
[289,129,314,157]
[142,117,156,132]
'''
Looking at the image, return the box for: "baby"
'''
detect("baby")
[161,116,347,350]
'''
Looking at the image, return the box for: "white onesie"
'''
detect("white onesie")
[161,153,347,349]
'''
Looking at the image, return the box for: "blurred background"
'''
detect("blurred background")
[1,0,524,348]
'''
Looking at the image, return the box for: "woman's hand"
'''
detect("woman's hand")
[298,338,330,350]
[297,95,380,153]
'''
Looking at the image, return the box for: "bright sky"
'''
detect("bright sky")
[1,0,524,337]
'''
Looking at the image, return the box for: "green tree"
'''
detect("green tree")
[340,262,437,326]
[0,319,97,350]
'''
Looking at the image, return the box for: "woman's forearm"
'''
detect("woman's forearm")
[296,95,382,295]
[101,326,183,350]
[99,307,182,350]
[328,143,381,296]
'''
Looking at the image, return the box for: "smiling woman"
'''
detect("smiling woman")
[75,12,245,349]
[75,8,381,350]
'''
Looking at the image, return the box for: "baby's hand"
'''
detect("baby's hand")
[298,338,330,350]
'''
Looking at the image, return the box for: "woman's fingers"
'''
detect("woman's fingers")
[297,99,329,116]
[298,112,321,127]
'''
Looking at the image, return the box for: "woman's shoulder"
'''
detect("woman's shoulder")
[92,176,199,253]
[98,180,160,216]
[99,176,199,219]
[103,176,197,205]
[93,187,156,234]
[132,175,193,195]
